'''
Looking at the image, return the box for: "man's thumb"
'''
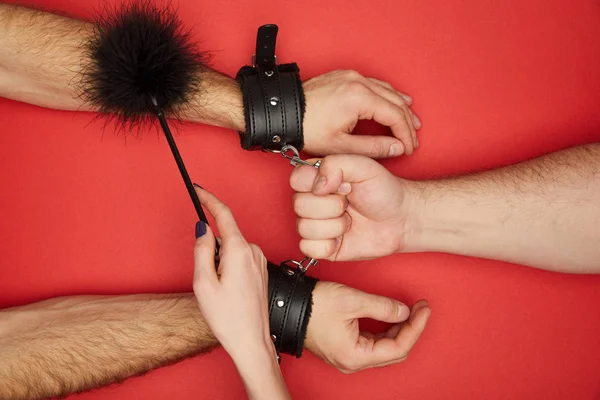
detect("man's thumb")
[355,291,410,323]
[311,154,384,196]
[340,135,404,159]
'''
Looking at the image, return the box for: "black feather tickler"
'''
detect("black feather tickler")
[81,0,215,238]
[81,0,209,129]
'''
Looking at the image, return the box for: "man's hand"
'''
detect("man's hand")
[305,282,430,373]
[0,5,419,158]
[302,70,421,158]
[290,154,416,261]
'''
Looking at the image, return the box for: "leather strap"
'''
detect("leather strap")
[255,24,277,69]
[267,261,318,358]
[236,25,305,151]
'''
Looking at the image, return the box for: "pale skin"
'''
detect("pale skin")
[192,187,290,400]
[0,3,432,398]
[0,3,421,158]
[290,144,600,273]
[0,286,430,400]
[0,187,430,400]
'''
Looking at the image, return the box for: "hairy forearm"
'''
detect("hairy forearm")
[0,293,217,400]
[0,4,244,130]
[406,143,600,273]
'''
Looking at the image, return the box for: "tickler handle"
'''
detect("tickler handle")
[151,96,220,254]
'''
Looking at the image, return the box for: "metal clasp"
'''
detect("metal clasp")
[283,257,319,274]
[268,145,322,168]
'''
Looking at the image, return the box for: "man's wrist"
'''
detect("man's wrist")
[401,177,495,257]
[398,178,432,253]
[185,70,245,132]
[401,178,464,254]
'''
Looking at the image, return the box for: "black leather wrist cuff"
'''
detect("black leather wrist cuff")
[236,24,305,151]
[266,261,318,358]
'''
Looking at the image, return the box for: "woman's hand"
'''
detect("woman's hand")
[192,186,290,400]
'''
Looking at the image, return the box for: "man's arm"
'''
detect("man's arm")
[0,283,429,399]
[0,3,244,130]
[0,3,421,158]
[0,294,218,400]
[290,143,599,273]
[406,143,600,272]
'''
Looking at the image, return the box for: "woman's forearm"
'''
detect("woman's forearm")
[233,345,291,400]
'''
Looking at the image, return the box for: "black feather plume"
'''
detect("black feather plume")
[80,0,209,129]
[80,0,216,241]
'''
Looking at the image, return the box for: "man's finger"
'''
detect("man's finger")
[296,214,351,240]
[299,238,340,260]
[290,164,320,192]
[393,300,430,353]
[366,81,421,133]
[355,291,410,323]
[293,192,348,219]
[308,154,384,196]
[361,94,415,155]
[364,79,419,140]
[366,77,413,105]
[358,300,430,367]
[365,79,410,110]
[193,221,219,288]
[194,186,243,240]
[332,135,405,159]
[398,101,418,148]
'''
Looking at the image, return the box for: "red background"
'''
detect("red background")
[1,0,600,399]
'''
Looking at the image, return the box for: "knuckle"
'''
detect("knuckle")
[229,235,247,248]
[381,298,397,316]
[380,80,394,89]
[341,80,369,99]
[241,245,254,259]
[337,356,361,373]
[296,218,307,237]
[213,203,233,220]
[248,243,264,258]
[192,279,208,296]
[341,213,352,232]
[325,239,338,256]
[368,140,387,158]
[193,241,211,255]
[292,194,304,216]
[336,196,348,216]
[342,70,362,81]
[299,240,317,258]
[289,171,301,190]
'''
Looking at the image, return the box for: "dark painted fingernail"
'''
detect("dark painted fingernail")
[195,221,206,238]
[193,183,203,189]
